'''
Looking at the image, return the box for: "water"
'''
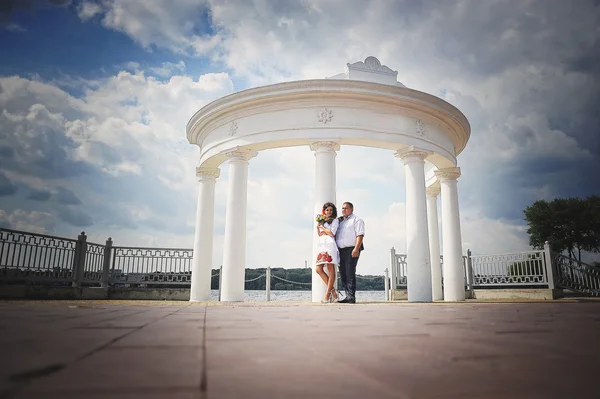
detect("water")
[208,290,386,302]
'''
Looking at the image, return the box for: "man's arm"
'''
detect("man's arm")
[351,218,365,258]
[352,235,364,258]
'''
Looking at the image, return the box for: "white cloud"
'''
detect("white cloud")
[80,0,221,55]
[5,23,26,32]
[0,67,235,245]
[0,208,54,234]
[149,61,186,77]
[77,1,102,21]
[460,211,530,255]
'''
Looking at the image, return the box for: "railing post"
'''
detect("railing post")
[465,249,474,291]
[78,232,88,286]
[266,267,271,301]
[389,247,396,300]
[384,268,390,301]
[544,241,556,289]
[218,265,223,301]
[71,231,87,288]
[101,237,113,288]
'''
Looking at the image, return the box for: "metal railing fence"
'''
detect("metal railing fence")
[0,227,77,285]
[110,246,193,286]
[390,247,471,290]
[389,242,559,292]
[4,228,598,298]
[553,253,600,296]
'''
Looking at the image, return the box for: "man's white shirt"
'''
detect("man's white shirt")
[335,213,365,248]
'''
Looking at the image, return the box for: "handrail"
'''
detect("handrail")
[553,253,600,296]
[0,227,77,242]
[112,245,193,251]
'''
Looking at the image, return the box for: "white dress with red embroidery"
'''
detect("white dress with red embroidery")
[315,219,340,267]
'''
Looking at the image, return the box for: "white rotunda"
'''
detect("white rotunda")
[186,56,471,303]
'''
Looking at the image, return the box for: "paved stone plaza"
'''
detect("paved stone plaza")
[1,299,599,398]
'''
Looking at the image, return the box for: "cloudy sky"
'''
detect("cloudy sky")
[1,0,599,275]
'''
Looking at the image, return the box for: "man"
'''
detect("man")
[335,202,365,304]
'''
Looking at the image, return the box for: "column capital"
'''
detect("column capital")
[196,167,220,180]
[426,183,441,197]
[309,140,340,152]
[221,146,258,161]
[435,167,461,182]
[395,146,432,164]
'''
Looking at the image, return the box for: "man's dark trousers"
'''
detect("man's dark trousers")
[338,247,359,301]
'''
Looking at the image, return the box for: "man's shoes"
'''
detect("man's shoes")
[337,297,356,304]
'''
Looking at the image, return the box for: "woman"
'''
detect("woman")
[315,202,340,303]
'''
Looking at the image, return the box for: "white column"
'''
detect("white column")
[396,146,433,303]
[221,147,257,302]
[435,167,465,301]
[190,167,220,302]
[426,184,443,301]
[310,141,339,303]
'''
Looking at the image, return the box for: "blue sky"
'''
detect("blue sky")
[1,0,599,275]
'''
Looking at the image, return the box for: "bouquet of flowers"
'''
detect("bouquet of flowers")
[315,214,327,224]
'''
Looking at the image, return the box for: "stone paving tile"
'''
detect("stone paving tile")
[1,327,136,379]
[1,300,599,398]
[0,307,145,386]
[202,303,599,398]
[83,309,186,328]
[14,346,203,397]
[113,317,204,347]
[205,338,401,399]
[13,390,201,399]
[0,302,202,398]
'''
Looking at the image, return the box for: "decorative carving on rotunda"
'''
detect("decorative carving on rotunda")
[309,141,340,152]
[223,146,257,161]
[395,146,432,164]
[229,121,238,136]
[364,56,382,70]
[435,167,461,182]
[317,108,334,124]
[195,167,220,180]
[426,184,441,197]
[416,119,427,137]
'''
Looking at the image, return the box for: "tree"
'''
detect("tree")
[584,196,600,253]
[523,196,600,262]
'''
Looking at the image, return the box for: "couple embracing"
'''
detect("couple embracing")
[315,201,365,304]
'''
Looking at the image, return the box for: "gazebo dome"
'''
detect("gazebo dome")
[186,55,470,170]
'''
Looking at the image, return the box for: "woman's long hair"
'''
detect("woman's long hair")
[322,202,338,223]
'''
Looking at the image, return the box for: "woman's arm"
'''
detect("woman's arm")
[321,220,338,237]
[329,219,339,236]
[320,226,333,236]
[316,224,325,236]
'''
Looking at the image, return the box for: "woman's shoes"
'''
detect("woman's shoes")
[321,289,339,303]
[330,289,339,302]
